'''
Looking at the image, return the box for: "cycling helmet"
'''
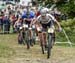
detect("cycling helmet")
[29,11,35,18]
[42,7,49,13]
[22,10,35,19]
[40,9,47,16]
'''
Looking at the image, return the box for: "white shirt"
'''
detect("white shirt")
[37,14,57,24]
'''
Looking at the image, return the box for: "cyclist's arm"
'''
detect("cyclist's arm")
[30,18,37,27]
[30,15,41,27]
[49,14,61,28]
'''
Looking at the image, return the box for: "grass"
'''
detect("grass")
[0,13,74,62]
[0,34,75,63]
[0,44,15,58]
[60,19,75,43]
[0,34,16,58]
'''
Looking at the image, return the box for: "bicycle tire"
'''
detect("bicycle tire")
[24,30,30,49]
[47,33,53,59]
[40,41,45,54]
[32,30,36,45]
[18,32,23,44]
[22,32,26,45]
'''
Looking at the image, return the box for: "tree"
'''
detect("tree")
[57,0,75,18]
[38,0,75,18]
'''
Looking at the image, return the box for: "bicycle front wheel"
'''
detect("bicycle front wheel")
[47,33,53,59]
[25,30,30,49]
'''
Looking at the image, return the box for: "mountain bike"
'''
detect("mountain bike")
[32,25,36,45]
[47,27,54,58]
[37,27,54,58]
[18,27,24,44]
[23,24,30,49]
[23,24,34,49]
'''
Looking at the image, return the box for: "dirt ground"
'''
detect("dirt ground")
[0,34,75,63]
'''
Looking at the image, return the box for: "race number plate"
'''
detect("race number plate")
[48,28,54,33]
[23,24,28,28]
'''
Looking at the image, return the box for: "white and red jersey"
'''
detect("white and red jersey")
[37,14,57,24]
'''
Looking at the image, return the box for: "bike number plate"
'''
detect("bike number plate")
[48,28,54,33]
[23,24,28,28]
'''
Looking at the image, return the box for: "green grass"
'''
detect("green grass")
[0,34,16,58]
[0,19,75,62]
[0,34,75,63]
[0,44,15,58]
[56,19,75,44]
[56,31,67,42]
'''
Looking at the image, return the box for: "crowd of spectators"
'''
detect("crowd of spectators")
[0,3,33,33]
[0,2,67,34]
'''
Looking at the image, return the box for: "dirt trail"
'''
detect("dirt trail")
[0,34,75,63]
[1,45,75,63]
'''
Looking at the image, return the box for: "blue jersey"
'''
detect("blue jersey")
[22,11,35,19]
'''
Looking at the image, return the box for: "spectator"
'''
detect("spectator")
[10,13,17,33]
[3,15,10,34]
[0,14,3,31]
[0,11,4,32]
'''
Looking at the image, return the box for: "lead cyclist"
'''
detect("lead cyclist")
[30,8,62,48]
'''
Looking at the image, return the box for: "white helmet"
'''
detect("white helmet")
[40,8,47,16]
[43,7,49,13]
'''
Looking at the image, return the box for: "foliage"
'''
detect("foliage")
[56,19,75,43]
[38,0,75,18]
[57,0,75,18]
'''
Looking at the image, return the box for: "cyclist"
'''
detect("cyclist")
[14,16,23,32]
[14,15,23,44]
[31,8,62,48]
[21,5,36,46]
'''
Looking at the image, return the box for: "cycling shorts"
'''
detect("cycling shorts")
[25,20,31,26]
[41,21,54,32]
[41,21,53,29]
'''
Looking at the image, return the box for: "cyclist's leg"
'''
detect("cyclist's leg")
[35,24,39,41]
[18,29,23,44]
[41,24,47,48]
[42,21,55,48]
[42,31,48,48]
[36,24,42,45]
[25,21,32,40]
[38,32,42,45]
[28,21,33,46]
[36,23,47,47]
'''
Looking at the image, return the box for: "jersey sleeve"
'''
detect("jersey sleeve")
[36,15,41,22]
[48,14,57,22]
